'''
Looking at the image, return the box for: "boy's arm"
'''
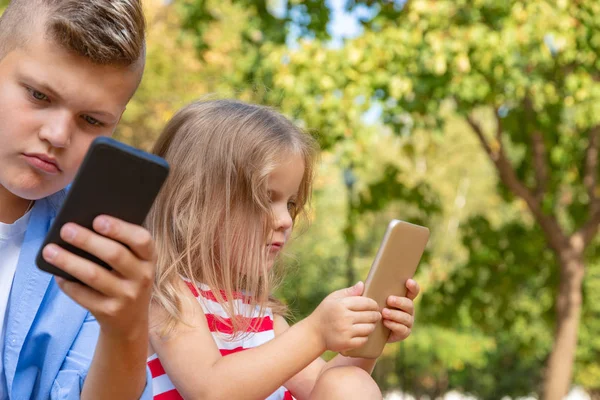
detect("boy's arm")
[49,312,152,400]
[82,332,153,400]
[41,215,155,400]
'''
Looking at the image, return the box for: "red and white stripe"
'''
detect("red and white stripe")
[148,280,294,400]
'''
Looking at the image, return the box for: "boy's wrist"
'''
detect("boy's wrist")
[99,320,149,345]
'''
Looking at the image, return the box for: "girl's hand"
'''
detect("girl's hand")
[307,282,381,353]
[382,279,420,343]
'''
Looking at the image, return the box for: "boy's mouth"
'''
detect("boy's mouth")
[22,153,62,174]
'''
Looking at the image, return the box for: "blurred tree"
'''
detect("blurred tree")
[115,0,211,150]
[5,0,598,397]
[345,3,600,398]
[205,1,600,397]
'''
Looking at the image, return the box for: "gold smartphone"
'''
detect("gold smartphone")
[342,219,430,359]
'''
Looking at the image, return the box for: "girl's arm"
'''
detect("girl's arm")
[283,278,421,398]
[273,318,376,399]
[149,280,379,400]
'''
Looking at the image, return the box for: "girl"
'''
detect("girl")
[146,100,420,399]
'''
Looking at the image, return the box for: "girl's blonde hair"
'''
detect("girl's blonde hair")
[148,99,318,335]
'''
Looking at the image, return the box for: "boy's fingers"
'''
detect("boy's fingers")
[56,276,108,312]
[405,279,420,300]
[386,296,414,315]
[59,222,139,279]
[43,244,122,296]
[93,216,155,262]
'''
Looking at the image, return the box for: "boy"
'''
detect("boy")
[0,0,154,398]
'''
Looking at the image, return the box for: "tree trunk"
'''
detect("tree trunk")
[542,247,585,400]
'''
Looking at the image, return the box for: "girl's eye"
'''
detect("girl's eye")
[287,201,297,212]
[82,115,102,127]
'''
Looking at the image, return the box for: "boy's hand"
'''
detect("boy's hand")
[307,281,381,353]
[383,279,420,343]
[41,215,155,340]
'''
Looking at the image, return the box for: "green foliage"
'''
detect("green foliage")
[5,0,597,396]
[174,0,600,395]
[576,260,600,391]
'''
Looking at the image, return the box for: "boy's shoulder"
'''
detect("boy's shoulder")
[5,187,93,399]
[46,188,68,217]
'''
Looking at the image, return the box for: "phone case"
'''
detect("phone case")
[36,136,169,281]
[342,220,430,359]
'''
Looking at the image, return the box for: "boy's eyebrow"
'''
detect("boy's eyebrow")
[86,110,118,121]
[20,75,118,121]
[25,78,63,101]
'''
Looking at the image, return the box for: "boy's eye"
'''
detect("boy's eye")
[28,88,49,102]
[82,115,102,127]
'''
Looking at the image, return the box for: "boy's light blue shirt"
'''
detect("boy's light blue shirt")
[2,190,153,399]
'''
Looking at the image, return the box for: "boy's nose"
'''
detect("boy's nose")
[39,112,72,148]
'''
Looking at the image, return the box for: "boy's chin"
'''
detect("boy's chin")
[2,176,67,202]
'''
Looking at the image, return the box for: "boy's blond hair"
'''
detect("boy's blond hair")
[0,0,145,66]
[147,99,319,336]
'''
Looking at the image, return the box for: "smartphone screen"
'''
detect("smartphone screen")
[36,137,169,281]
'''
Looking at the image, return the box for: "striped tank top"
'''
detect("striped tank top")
[147,280,293,400]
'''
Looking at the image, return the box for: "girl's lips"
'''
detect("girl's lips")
[268,242,284,252]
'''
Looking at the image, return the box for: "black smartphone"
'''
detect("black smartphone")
[36,136,170,281]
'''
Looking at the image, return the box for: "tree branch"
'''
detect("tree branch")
[466,112,567,253]
[578,125,600,247]
[578,209,600,248]
[466,114,494,159]
[532,131,548,201]
[584,125,599,212]
[522,96,549,201]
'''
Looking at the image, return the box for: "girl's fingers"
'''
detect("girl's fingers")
[382,308,413,328]
[406,279,420,300]
[386,295,414,315]
[352,323,377,338]
[383,319,411,340]
[345,297,380,312]
[353,310,382,324]
[347,336,369,349]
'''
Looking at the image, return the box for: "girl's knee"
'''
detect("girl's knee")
[311,366,382,400]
